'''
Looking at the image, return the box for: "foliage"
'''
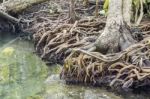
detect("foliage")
[102,0,150,25]
[103,0,109,14]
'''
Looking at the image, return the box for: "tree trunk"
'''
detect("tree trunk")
[123,0,132,26]
[69,0,77,23]
[95,0,135,54]
[0,0,49,23]
[1,0,49,13]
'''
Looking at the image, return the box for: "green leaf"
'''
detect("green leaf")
[147,0,150,3]
[103,0,109,13]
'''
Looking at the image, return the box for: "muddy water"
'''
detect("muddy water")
[0,37,149,99]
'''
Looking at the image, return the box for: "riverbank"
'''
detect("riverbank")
[19,0,150,91]
[1,0,150,96]
[1,36,150,99]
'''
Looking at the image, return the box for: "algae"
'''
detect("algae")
[0,39,48,99]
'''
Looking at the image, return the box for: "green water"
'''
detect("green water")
[0,37,149,99]
[0,33,16,46]
[0,39,48,99]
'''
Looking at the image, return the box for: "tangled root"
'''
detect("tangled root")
[60,36,150,90]
[34,17,106,64]
[20,0,106,64]
[21,0,150,91]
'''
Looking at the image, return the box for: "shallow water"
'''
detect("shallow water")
[0,37,150,99]
[0,38,48,99]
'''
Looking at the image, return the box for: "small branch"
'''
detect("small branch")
[69,0,78,23]
[69,21,78,34]
[95,0,99,17]
[136,0,143,26]
[0,10,20,23]
[73,48,126,62]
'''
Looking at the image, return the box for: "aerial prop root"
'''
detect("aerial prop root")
[33,17,106,63]
[61,38,150,88]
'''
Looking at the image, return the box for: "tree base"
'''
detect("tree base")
[95,21,136,54]
[60,37,150,90]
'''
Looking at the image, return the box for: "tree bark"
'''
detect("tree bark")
[123,0,132,26]
[1,0,49,13]
[0,0,49,23]
[95,0,135,54]
[69,0,77,23]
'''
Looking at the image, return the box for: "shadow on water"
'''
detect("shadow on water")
[0,34,150,99]
[0,32,16,47]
